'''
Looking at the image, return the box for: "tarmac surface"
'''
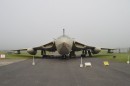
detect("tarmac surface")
[0,59,26,66]
[0,57,130,86]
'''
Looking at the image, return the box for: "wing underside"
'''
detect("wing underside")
[34,42,56,51]
[72,41,94,51]
[12,41,57,54]
[73,41,114,53]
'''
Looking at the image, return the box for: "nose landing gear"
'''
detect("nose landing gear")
[62,55,67,59]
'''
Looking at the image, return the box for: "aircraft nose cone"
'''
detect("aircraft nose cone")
[62,42,66,46]
[58,42,70,55]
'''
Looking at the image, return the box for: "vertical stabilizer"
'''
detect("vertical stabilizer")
[63,28,65,36]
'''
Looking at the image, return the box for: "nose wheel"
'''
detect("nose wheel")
[61,55,68,59]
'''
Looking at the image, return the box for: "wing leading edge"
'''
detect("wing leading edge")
[13,41,56,55]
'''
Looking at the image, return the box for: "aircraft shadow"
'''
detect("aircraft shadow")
[34,55,94,60]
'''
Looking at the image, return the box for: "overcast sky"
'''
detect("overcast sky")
[0,0,130,50]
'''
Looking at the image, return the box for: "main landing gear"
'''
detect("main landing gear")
[81,50,92,57]
[41,50,47,58]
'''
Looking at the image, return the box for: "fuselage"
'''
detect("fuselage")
[55,35,73,55]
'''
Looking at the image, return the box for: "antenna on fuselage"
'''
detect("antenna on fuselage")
[63,28,65,36]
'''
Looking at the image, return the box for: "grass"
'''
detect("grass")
[94,51,130,63]
[0,51,41,59]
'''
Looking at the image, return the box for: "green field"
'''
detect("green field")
[0,51,40,59]
[0,50,49,59]
[94,51,130,63]
[0,51,130,63]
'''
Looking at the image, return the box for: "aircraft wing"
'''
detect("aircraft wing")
[73,41,114,53]
[12,41,57,55]
[33,41,56,51]
[73,41,94,51]
[12,48,27,51]
[101,48,115,53]
[101,48,115,50]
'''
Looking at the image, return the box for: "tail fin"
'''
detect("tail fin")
[63,28,65,36]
